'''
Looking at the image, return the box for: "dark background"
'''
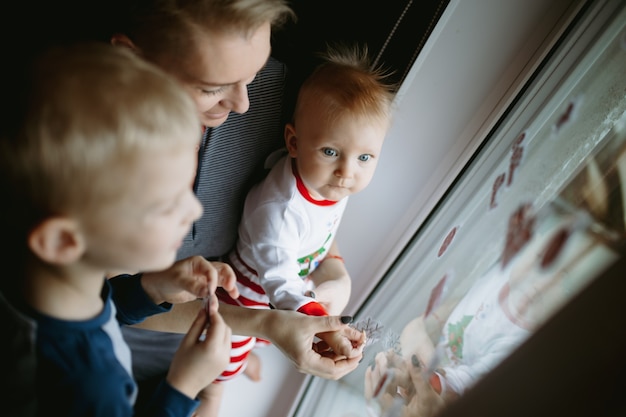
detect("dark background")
[273,0,450,90]
[4,0,449,91]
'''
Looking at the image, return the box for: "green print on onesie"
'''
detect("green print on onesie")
[447,315,473,360]
[297,233,333,277]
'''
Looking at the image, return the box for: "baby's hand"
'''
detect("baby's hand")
[166,306,232,399]
[316,328,366,359]
[306,272,350,315]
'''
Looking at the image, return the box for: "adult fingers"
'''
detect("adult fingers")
[312,315,356,334]
[295,346,361,380]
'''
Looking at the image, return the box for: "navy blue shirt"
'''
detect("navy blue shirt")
[16,276,200,417]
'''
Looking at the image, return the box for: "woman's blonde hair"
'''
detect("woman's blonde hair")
[122,0,295,63]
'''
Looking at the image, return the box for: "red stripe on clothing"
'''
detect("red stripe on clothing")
[221,363,245,378]
[234,250,259,276]
[216,288,239,305]
[297,301,328,316]
[233,251,267,295]
[231,351,251,363]
[217,287,269,308]
[232,338,253,349]
[236,295,270,308]
[291,158,337,206]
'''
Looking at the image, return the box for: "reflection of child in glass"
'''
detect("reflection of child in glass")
[0,43,239,417]
[365,201,618,416]
[218,44,395,381]
[364,260,531,417]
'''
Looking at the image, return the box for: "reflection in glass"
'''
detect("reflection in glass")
[366,196,623,416]
[363,10,626,416]
[293,3,626,417]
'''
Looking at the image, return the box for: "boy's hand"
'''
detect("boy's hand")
[166,307,232,399]
[140,256,238,305]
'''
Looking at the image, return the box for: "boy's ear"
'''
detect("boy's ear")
[28,218,86,265]
[110,34,141,54]
[284,123,298,157]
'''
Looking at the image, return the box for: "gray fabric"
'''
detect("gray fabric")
[177,56,288,261]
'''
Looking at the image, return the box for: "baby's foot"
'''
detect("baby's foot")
[243,352,262,382]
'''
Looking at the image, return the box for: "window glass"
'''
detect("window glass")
[294,2,626,417]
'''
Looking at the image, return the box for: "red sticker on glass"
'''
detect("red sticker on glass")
[490,173,506,209]
[508,136,525,187]
[502,203,535,268]
[424,273,451,318]
[552,96,583,135]
[438,226,458,257]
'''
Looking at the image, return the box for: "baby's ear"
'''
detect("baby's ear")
[284,123,298,157]
[28,217,85,265]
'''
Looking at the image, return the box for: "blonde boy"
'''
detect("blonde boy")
[0,43,238,417]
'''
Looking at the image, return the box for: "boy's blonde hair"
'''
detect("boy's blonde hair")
[122,0,295,63]
[293,44,396,128]
[0,42,199,239]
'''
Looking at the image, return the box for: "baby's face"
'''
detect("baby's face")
[287,104,388,201]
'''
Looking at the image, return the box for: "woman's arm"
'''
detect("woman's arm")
[133,301,363,380]
[219,304,363,379]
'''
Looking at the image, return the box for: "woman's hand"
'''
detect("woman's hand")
[221,304,364,380]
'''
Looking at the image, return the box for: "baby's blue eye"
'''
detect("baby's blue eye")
[359,154,372,162]
[323,148,338,157]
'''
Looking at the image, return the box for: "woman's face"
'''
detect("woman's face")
[161,23,272,128]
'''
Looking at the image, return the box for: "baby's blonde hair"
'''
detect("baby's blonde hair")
[123,0,295,63]
[0,42,199,235]
[293,44,396,128]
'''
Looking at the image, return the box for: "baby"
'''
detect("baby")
[213,43,395,412]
